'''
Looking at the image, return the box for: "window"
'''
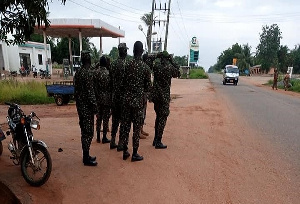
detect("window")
[38,54,43,65]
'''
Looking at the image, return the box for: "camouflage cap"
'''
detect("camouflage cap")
[118,43,129,50]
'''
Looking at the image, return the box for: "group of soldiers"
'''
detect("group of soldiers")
[74,41,180,166]
[272,68,291,91]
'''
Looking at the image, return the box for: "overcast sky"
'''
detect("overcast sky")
[48,0,300,70]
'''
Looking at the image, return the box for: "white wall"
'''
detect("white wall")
[1,41,52,73]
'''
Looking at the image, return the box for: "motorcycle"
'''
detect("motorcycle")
[0,102,52,187]
[39,69,51,79]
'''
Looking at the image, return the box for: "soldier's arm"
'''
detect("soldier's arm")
[144,64,152,93]
[87,70,98,109]
[168,58,181,78]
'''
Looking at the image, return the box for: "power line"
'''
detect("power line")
[170,11,300,23]
[176,0,189,41]
[170,9,187,43]
[68,0,141,23]
[83,0,140,20]
[94,0,146,16]
[110,0,146,13]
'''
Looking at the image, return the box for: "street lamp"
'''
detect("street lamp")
[138,25,157,53]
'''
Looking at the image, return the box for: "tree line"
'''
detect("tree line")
[208,24,300,74]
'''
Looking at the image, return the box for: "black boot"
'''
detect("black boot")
[83,151,98,166]
[102,137,111,144]
[110,142,118,149]
[123,150,130,160]
[155,138,167,149]
[117,145,124,152]
[152,138,158,146]
[110,137,118,149]
[89,156,96,161]
[96,132,101,143]
[131,148,143,162]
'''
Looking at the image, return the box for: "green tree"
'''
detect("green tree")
[0,0,66,45]
[108,47,119,61]
[256,24,282,72]
[174,55,188,66]
[140,13,152,53]
[235,44,252,73]
[277,45,289,72]
[289,45,300,74]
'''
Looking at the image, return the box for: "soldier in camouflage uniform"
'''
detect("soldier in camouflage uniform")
[110,43,128,150]
[94,56,112,144]
[151,51,180,149]
[74,51,98,166]
[119,41,151,162]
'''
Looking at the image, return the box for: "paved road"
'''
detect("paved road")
[209,73,300,168]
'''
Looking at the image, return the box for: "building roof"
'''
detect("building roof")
[34,18,125,38]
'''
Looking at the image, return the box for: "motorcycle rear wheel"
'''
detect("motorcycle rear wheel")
[20,143,52,187]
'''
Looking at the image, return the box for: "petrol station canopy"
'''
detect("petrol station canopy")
[34,18,125,38]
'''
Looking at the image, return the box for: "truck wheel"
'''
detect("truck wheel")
[55,96,64,106]
[223,80,226,85]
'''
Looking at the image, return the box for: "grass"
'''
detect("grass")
[0,79,54,104]
[267,77,300,92]
[180,68,208,79]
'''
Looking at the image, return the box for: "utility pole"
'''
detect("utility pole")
[149,0,155,53]
[164,0,171,51]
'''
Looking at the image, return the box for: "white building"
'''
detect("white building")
[0,41,52,73]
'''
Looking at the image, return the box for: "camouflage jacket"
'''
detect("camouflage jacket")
[110,57,127,104]
[123,58,151,108]
[93,65,112,106]
[151,59,180,104]
[74,65,97,109]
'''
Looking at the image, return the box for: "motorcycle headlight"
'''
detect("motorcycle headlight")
[30,120,40,130]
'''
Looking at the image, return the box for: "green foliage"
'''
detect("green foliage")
[109,47,119,61]
[289,78,300,92]
[289,45,300,74]
[0,80,54,104]
[0,0,66,45]
[188,69,208,79]
[173,55,188,66]
[256,24,282,72]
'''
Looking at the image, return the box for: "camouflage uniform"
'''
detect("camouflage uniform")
[284,72,290,91]
[74,51,98,165]
[119,57,151,152]
[110,45,128,148]
[151,53,180,147]
[93,57,112,143]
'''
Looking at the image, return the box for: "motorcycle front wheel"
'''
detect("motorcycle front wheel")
[20,143,52,187]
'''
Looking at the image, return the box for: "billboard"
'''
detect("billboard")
[189,37,199,63]
[152,41,162,53]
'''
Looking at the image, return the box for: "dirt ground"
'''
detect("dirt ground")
[0,75,299,203]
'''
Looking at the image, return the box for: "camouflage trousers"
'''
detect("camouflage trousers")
[96,105,111,140]
[154,101,170,140]
[119,106,144,150]
[77,106,95,152]
[111,102,122,144]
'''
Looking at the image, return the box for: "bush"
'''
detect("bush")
[0,79,54,104]
[188,69,208,79]
[267,77,300,92]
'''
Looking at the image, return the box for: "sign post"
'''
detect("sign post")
[189,37,199,67]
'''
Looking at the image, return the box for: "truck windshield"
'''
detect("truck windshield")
[227,68,239,73]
